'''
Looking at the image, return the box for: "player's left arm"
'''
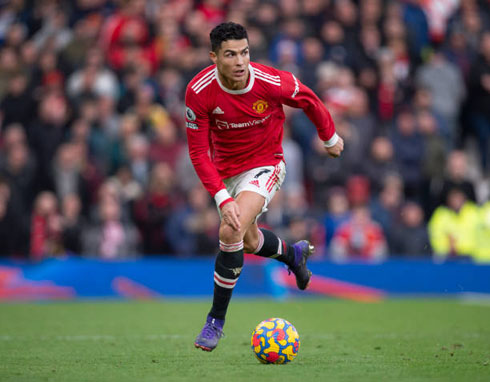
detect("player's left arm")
[278,70,344,158]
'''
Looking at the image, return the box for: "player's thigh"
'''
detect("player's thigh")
[235,191,266,231]
[219,191,264,243]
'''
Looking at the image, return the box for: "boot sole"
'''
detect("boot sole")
[298,243,314,290]
[195,343,214,352]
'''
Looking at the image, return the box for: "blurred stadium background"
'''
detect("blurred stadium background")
[0,1,489,297]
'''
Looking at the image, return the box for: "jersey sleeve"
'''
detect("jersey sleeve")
[185,86,231,207]
[278,70,337,145]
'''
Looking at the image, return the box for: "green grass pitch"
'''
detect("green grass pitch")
[0,299,489,381]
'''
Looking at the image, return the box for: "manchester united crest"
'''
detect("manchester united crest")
[252,99,268,114]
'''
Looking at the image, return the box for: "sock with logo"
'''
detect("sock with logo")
[252,228,295,267]
[209,240,244,320]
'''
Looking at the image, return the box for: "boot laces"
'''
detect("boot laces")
[202,322,224,340]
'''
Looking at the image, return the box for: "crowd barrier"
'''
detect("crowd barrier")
[0,256,489,301]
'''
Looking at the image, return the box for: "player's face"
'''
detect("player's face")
[211,39,250,89]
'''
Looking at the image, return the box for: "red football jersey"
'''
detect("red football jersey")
[185,62,336,206]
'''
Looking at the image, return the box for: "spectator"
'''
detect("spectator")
[0,71,35,127]
[363,136,399,194]
[428,187,479,260]
[109,112,141,174]
[60,193,84,255]
[390,201,432,256]
[345,88,376,161]
[0,47,21,100]
[330,205,388,262]
[419,0,459,44]
[99,0,156,73]
[346,175,371,208]
[66,48,119,102]
[82,194,140,259]
[148,118,184,172]
[370,173,404,246]
[32,6,72,52]
[436,150,477,208]
[125,133,150,187]
[467,31,490,172]
[412,86,450,143]
[299,37,325,90]
[444,28,475,80]
[415,49,466,143]
[108,165,143,213]
[401,0,430,59]
[355,24,381,73]
[155,67,186,119]
[96,95,120,141]
[52,143,90,203]
[132,163,177,255]
[166,185,219,256]
[61,17,99,71]
[30,191,63,261]
[320,20,354,68]
[390,108,425,198]
[28,91,69,192]
[307,118,367,207]
[322,187,351,247]
[474,201,490,262]
[29,50,65,98]
[0,135,37,214]
[0,176,25,256]
[418,109,447,184]
[449,0,486,53]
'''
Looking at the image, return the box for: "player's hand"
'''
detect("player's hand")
[325,136,344,158]
[221,201,241,231]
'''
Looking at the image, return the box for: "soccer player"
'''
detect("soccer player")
[185,22,344,351]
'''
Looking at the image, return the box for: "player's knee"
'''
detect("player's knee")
[219,223,242,244]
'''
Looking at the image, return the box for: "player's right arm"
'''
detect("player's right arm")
[185,86,239,228]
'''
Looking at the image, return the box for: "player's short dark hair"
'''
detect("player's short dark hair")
[210,22,248,52]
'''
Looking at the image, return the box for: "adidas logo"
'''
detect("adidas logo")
[212,106,224,114]
[249,180,260,188]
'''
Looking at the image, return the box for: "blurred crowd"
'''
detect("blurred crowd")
[0,0,489,262]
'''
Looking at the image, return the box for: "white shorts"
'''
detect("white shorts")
[223,161,286,217]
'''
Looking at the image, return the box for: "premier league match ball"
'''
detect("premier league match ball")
[251,318,300,364]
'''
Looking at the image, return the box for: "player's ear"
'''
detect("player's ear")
[209,50,217,64]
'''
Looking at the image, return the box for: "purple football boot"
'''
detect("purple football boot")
[289,240,314,290]
[194,315,224,351]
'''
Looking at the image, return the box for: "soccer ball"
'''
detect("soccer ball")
[250,318,300,364]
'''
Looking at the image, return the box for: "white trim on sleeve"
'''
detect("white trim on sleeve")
[323,132,339,148]
[214,188,232,207]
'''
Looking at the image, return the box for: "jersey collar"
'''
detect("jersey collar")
[215,64,255,95]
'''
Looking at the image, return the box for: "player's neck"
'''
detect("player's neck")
[218,71,249,91]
